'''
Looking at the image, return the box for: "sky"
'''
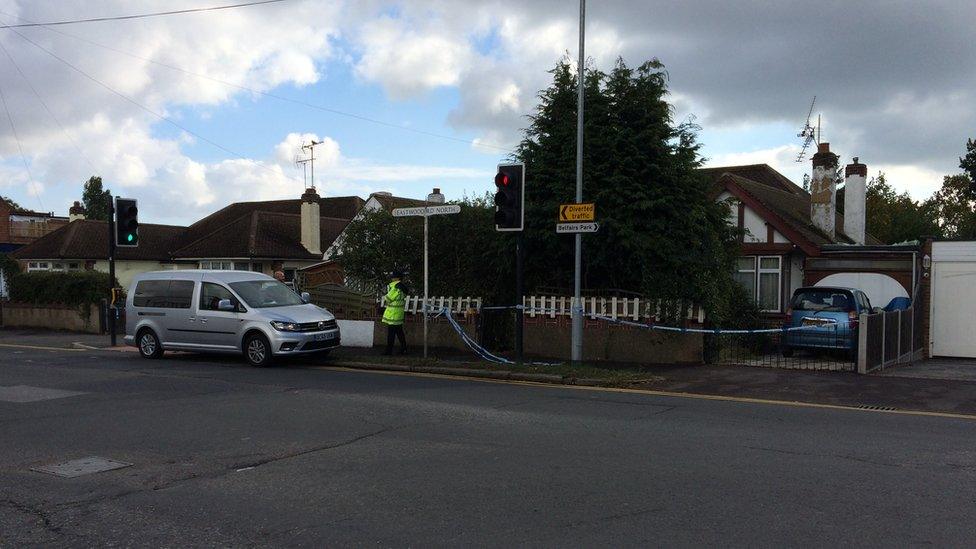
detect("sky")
[0,0,973,226]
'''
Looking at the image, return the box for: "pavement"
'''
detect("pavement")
[1,341,976,546]
[877,357,976,382]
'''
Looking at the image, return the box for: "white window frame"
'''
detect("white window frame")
[756,256,782,313]
[199,260,235,270]
[735,255,783,312]
[27,261,51,272]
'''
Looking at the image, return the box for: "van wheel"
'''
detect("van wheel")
[244,333,273,367]
[137,329,164,359]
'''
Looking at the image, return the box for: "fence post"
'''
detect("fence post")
[880,312,886,370]
[857,313,869,374]
[896,310,902,363]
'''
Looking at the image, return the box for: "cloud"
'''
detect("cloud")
[1,0,974,221]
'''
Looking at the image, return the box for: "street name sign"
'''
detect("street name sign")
[392,205,461,217]
[558,203,595,222]
[556,222,599,234]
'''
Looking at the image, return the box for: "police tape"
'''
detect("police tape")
[473,305,854,335]
[425,306,562,366]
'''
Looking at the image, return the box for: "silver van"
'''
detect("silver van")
[124,270,340,366]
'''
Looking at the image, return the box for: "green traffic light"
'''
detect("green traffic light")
[127,234,134,242]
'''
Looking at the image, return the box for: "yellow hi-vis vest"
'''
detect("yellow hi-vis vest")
[382,281,405,325]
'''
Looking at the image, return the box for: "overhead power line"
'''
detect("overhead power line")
[2,24,305,187]
[0,9,516,154]
[0,0,288,29]
[0,71,43,211]
[0,35,100,174]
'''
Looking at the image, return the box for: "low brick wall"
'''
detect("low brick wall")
[0,302,102,334]
[373,316,702,364]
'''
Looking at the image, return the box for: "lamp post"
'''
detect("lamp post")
[424,188,445,359]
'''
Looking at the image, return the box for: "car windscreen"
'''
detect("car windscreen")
[229,280,303,308]
[790,290,856,312]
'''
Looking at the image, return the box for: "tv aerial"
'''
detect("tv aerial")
[795,96,819,162]
[294,139,323,190]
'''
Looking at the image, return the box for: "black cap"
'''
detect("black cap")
[392,270,404,279]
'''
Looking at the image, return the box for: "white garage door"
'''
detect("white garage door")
[931,242,976,358]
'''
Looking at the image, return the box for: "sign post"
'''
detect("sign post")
[393,201,460,358]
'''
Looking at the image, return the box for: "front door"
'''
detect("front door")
[193,282,244,350]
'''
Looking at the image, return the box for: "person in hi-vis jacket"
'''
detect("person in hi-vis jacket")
[382,271,407,355]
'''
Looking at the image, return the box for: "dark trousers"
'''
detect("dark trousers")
[385,324,407,354]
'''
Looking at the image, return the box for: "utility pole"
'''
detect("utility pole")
[571,0,585,363]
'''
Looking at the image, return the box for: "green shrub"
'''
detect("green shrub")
[9,270,114,307]
[0,253,20,279]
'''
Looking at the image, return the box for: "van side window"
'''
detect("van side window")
[169,280,194,309]
[133,280,194,309]
[200,282,237,311]
[133,280,169,307]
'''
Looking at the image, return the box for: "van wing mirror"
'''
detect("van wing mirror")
[217,298,236,312]
[300,291,311,304]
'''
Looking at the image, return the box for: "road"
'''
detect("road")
[1,345,975,547]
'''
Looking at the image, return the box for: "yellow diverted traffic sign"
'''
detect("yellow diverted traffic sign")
[559,203,595,222]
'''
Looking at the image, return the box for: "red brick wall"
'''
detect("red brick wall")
[0,203,10,244]
[920,239,933,358]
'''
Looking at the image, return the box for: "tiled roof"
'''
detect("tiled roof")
[181,195,364,246]
[172,211,350,259]
[704,164,881,247]
[11,220,186,261]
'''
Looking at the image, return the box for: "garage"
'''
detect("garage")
[929,242,976,358]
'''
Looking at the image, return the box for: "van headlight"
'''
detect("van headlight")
[270,320,300,332]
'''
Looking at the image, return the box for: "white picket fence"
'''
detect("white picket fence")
[522,296,705,323]
[380,295,483,314]
[378,294,705,323]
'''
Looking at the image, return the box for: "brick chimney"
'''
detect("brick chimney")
[300,188,321,256]
[68,201,86,222]
[843,157,867,245]
[810,142,839,239]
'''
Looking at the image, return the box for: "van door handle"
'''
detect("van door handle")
[200,318,208,324]
[188,316,196,322]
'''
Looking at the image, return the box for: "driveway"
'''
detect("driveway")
[877,357,976,382]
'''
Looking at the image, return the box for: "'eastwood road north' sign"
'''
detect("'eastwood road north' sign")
[392,205,461,217]
[558,203,595,222]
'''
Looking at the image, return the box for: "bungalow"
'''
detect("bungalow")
[11,188,365,289]
[705,143,919,316]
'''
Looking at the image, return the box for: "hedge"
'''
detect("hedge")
[8,270,116,307]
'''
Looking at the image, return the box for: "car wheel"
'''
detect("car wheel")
[244,333,273,367]
[137,329,164,359]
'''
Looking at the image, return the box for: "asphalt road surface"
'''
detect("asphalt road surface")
[1,345,975,547]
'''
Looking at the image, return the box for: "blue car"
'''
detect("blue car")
[781,287,872,358]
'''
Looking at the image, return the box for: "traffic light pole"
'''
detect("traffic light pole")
[571,0,585,363]
[516,232,524,363]
[107,195,117,347]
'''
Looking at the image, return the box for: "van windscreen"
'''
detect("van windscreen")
[229,280,302,308]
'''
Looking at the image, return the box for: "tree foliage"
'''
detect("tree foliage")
[82,176,111,221]
[515,57,739,314]
[1,195,21,210]
[337,57,740,319]
[960,138,976,184]
[928,173,976,239]
[864,172,941,243]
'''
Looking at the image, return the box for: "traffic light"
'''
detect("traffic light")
[494,162,525,231]
[115,197,139,247]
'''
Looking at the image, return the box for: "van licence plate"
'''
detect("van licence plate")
[314,332,335,341]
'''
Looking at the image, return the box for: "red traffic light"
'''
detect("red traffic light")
[494,172,510,187]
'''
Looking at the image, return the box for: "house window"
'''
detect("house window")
[734,256,783,312]
[757,256,782,312]
[27,261,51,272]
[734,257,756,302]
[199,260,234,270]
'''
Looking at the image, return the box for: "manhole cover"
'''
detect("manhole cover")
[0,385,86,403]
[31,457,132,478]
